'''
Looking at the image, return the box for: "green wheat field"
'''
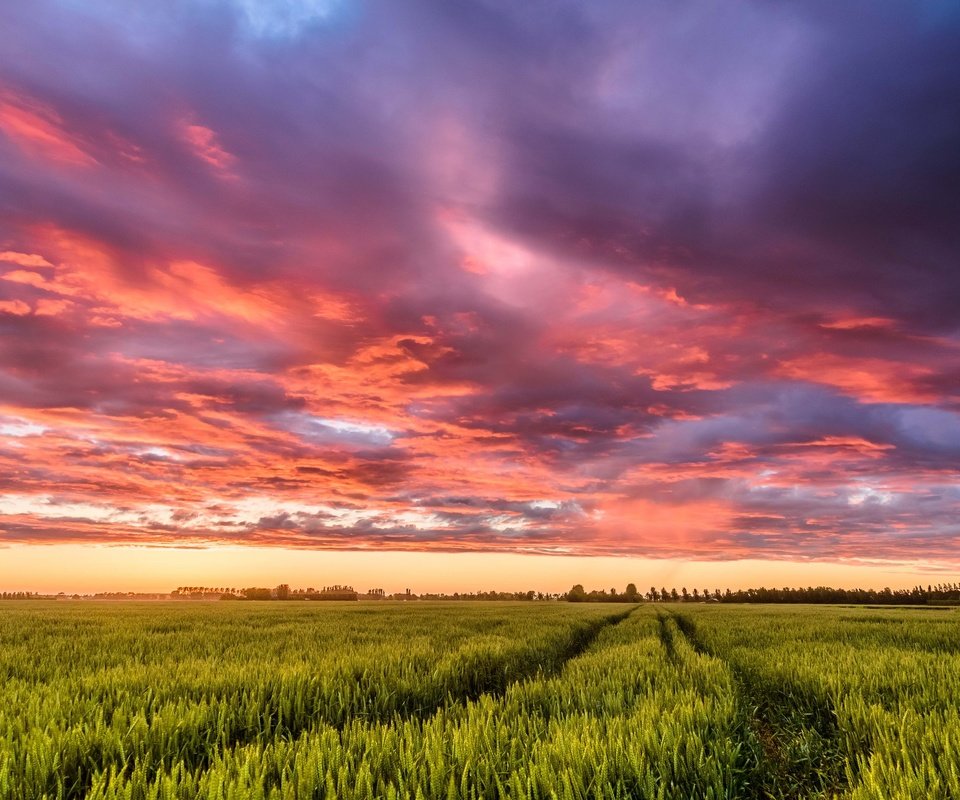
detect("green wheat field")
[1,602,958,799]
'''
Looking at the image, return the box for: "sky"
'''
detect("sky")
[1,0,959,593]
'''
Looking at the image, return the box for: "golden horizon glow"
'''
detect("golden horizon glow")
[1,544,953,596]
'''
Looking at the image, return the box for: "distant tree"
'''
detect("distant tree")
[567,584,588,602]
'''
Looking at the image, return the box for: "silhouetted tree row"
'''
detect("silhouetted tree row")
[566,584,641,603]
[170,586,571,601]
[566,583,960,605]
[415,590,562,601]
[11,582,957,606]
[171,585,362,600]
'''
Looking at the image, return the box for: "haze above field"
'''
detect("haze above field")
[1,1,959,589]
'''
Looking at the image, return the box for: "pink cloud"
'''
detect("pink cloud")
[178,119,237,175]
[0,89,96,167]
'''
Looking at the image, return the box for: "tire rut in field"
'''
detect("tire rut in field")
[61,606,640,799]
[668,611,846,800]
[655,612,678,663]
[448,604,638,710]
[552,605,638,675]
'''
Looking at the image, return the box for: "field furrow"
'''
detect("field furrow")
[669,610,846,800]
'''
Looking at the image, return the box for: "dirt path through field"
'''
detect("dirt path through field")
[666,610,847,800]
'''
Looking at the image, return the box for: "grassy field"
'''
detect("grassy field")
[0,602,957,799]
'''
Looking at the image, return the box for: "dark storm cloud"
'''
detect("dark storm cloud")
[471,1,960,333]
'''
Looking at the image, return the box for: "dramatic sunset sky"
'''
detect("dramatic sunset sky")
[1,1,959,593]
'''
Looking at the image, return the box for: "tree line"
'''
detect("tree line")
[171,585,365,600]
[5,582,959,605]
[567,583,960,605]
[170,586,564,601]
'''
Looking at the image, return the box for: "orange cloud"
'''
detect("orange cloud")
[7,225,358,337]
[1,269,48,288]
[0,251,54,268]
[0,299,31,315]
[776,353,940,404]
[0,89,96,166]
